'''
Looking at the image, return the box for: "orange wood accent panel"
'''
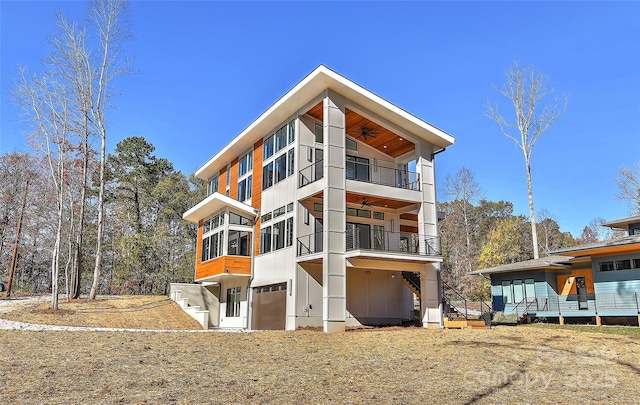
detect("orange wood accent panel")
[229,157,239,199]
[400,225,419,234]
[218,167,226,194]
[400,213,418,221]
[252,139,263,257]
[195,220,204,280]
[196,256,251,280]
[557,269,594,295]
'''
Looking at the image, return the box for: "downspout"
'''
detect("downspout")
[431,147,445,328]
[246,210,258,330]
[431,147,446,160]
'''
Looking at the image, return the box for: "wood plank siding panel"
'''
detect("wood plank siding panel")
[252,139,263,257]
[196,256,252,280]
[218,167,226,194]
[557,269,595,295]
[400,225,419,234]
[229,157,239,200]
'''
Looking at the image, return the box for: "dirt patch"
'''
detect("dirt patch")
[1,295,202,330]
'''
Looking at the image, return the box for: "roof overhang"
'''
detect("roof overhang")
[195,65,455,180]
[468,255,572,276]
[183,192,257,224]
[601,215,640,230]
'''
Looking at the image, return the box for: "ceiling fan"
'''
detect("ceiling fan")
[361,198,373,208]
[357,126,377,141]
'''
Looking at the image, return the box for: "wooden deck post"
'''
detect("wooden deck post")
[559,316,565,325]
[595,316,602,326]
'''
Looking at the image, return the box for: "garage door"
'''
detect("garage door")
[252,282,287,330]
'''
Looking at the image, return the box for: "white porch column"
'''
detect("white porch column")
[415,141,443,328]
[322,90,347,333]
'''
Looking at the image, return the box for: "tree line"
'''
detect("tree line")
[0,138,203,301]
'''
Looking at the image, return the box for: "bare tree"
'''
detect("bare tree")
[443,167,483,252]
[48,13,95,299]
[14,68,72,309]
[486,62,567,259]
[615,163,640,215]
[85,0,133,299]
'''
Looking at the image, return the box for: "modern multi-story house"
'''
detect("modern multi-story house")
[470,215,640,326]
[171,65,455,333]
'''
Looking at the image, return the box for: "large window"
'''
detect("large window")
[260,226,272,254]
[273,220,285,251]
[525,279,535,301]
[229,212,252,226]
[286,217,293,247]
[226,287,241,317]
[502,281,512,304]
[263,135,274,160]
[501,279,536,304]
[207,176,219,196]
[201,231,224,262]
[287,149,295,176]
[513,280,524,303]
[275,125,287,152]
[288,120,295,143]
[238,151,253,177]
[600,258,640,271]
[346,155,370,182]
[315,123,323,143]
[228,230,251,256]
[275,154,287,184]
[263,162,274,190]
[237,175,252,202]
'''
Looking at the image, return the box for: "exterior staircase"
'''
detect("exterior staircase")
[170,289,209,330]
[401,271,421,298]
[442,281,492,329]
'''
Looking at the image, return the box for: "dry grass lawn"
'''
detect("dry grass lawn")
[0,296,639,404]
[1,295,202,330]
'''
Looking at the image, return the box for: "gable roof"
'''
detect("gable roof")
[195,65,455,180]
[468,255,572,276]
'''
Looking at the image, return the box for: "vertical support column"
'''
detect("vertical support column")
[322,90,347,334]
[415,141,442,328]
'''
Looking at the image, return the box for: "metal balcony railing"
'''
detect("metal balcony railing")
[345,228,441,256]
[346,160,420,191]
[298,160,324,188]
[296,231,323,256]
[298,159,420,191]
[509,292,640,314]
[296,229,441,257]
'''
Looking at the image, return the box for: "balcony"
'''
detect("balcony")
[296,230,441,258]
[345,228,440,256]
[298,159,420,191]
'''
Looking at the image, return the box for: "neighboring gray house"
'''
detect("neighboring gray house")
[470,215,640,326]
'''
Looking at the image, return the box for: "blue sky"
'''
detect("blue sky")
[1,1,639,237]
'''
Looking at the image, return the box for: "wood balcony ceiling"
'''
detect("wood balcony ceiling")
[306,103,415,158]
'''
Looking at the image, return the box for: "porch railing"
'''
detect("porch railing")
[298,159,420,191]
[296,231,323,257]
[298,160,323,188]
[296,229,442,257]
[345,228,441,256]
[346,160,420,191]
[508,292,640,314]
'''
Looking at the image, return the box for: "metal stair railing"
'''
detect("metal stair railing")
[512,298,538,322]
[441,280,469,321]
[442,280,493,327]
